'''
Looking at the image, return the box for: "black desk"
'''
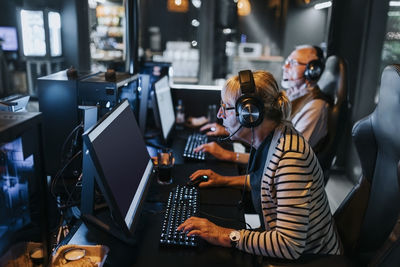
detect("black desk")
[69,202,255,267]
[68,158,257,266]
[68,124,254,266]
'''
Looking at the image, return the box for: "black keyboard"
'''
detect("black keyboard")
[183,133,208,160]
[159,185,199,247]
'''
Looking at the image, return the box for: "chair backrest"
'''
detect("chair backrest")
[334,64,400,264]
[316,55,348,182]
[368,160,400,266]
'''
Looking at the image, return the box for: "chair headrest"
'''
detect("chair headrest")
[318,55,347,107]
[372,64,400,158]
[318,56,340,97]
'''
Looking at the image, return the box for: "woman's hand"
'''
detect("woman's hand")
[200,123,229,136]
[194,142,235,162]
[188,169,227,188]
[177,217,233,247]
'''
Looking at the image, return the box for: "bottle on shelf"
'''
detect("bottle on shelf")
[175,99,185,129]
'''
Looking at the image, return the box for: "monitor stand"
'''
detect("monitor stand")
[81,212,137,245]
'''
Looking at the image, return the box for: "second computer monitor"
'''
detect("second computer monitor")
[83,100,152,236]
[153,76,175,141]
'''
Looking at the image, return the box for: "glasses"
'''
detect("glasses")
[219,101,235,118]
[284,58,308,67]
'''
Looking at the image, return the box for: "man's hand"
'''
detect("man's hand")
[177,217,233,247]
[200,123,229,136]
[194,142,235,162]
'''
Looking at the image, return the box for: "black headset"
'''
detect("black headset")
[304,46,325,82]
[235,70,265,128]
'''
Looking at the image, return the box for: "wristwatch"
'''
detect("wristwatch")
[229,230,241,248]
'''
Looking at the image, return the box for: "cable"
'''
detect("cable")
[65,173,82,207]
[199,210,253,230]
[237,127,255,210]
[51,150,82,203]
[60,122,83,163]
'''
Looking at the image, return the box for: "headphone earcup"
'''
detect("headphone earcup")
[304,59,325,82]
[235,95,264,128]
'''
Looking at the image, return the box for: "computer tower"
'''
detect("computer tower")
[79,72,140,119]
[37,70,97,177]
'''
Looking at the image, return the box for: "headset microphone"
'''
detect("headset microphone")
[282,75,305,83]
[218,125,243,142]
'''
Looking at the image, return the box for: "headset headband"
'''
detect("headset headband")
[238,70,255,94]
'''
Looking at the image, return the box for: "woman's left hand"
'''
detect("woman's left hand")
[177,217,234,247]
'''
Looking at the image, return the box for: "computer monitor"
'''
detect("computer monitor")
[83,100,152,239]
[0,26,18,52]
[0,94,30,112]
[153,75,175,141]
[140,61,171,88]
[0,112,49,265]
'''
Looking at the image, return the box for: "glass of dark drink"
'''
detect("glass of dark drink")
[156,148,174,184]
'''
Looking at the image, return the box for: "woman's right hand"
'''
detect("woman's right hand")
[189,169,226,188]
[194,142,235,162]
[200,123,229,136]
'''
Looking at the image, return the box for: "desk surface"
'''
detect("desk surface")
[69,196,351,267]
[67,129,352,267]
[68,126,254,266]
[69,159,255,266]
[69,201,254,267]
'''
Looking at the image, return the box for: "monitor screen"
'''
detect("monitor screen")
[0,27,18,51]
[154,76,175,140]
[84,100,152,230]
[0,138,33,254]
[0,112,49,263]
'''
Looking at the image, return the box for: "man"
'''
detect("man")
[195,45,332,163]
[282,45,332,148]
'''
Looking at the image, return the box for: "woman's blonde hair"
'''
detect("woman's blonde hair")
[222,70,291,124]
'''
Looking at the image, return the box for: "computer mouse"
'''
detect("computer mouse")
[200,127,216,135]
[187,175,208,186]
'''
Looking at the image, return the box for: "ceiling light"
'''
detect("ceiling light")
[223,28,232,34]
[389,1,400,6]
[191,0,201,8]
[191,19,200,27]
[314,1,332,10]
[167,0,189,12]
[237,0,251,16]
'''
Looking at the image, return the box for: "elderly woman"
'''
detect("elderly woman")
[177,70,341,259]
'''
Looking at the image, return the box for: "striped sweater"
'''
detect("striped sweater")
[237,124,341,259]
